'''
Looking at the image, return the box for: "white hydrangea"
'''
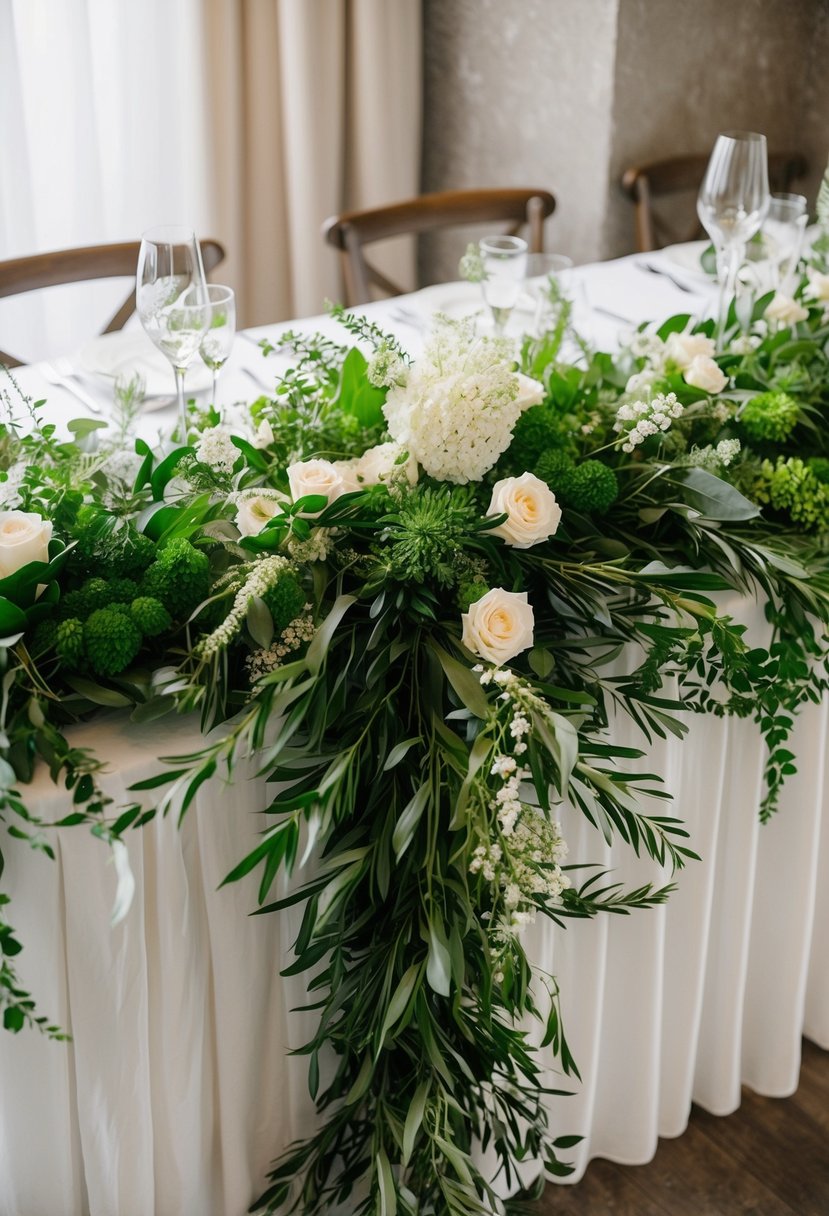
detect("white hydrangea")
[382,317,543,483]
[195,425,238,472]
[614,391,684,454]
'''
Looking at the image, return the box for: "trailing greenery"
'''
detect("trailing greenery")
[1,250,829,1211]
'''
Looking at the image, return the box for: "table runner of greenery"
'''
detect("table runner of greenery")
[1,245,829,1213]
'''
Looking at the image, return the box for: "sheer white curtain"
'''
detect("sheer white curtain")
[0,0,215,362]
[0,0,422,360]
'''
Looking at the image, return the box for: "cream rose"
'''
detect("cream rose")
[805,269,829,303]
[515,372,545,412]
[0,511,52,580]
[354,442,418,487]
[287,459,357,514]
[461,588,535,665]
[487,473,562,549]
[764,292,809,328]
[235,494,282,537]
[664,332,716,369]
[683,354,728,394]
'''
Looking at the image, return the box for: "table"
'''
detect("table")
[1,254,827,1216]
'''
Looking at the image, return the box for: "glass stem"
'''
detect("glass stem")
[211,368,218,409]
[174,367,187,441]
[715,243,743,353]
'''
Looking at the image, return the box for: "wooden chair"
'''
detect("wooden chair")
[620,153,809,252]
[0,239,226,367]
[322,188,556,306]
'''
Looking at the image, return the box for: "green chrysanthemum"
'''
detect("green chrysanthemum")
[130,596,172,638]
[262,574,306,634]
[383,487,477,587]
[83,607,142,676]
[55,618,85,668]
[507,405,572,473]
[457,579,490,612]
[753,456,829,532]
[565,461,619,515]
[142,538,211,620]
[534,449,575,498]
[740,391,800,443]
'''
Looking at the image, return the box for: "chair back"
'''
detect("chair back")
[620,153,809,252]
[322,188,556,306]
[0,239,225,367]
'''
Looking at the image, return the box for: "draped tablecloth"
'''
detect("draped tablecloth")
[1,253,827,1215]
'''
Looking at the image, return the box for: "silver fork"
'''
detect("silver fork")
[636,261,696,294]
[41,357,103,414]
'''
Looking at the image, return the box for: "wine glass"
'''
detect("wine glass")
[136,226,210,436]
[697,131,770,350]
[479,235,528,334]
[195,284,236,408]
[524,253,574,336]
[764,193,808,293]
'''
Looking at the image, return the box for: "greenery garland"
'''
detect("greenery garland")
[1,243,829,1211]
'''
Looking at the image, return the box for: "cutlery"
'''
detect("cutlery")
[390,306,425,331]
[242,366,273,392]
[41,359,103,414]
[636,261,697,294]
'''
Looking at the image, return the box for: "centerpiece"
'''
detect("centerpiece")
[2,221,829,1212]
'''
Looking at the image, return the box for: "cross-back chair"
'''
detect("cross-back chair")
[620,153,809,252]
[322,187,556,306]
[0,238,226,367]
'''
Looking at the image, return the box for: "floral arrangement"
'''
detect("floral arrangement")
[2,250,829,1213]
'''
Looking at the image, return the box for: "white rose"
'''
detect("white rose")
[487,473,562,549]
[664,331,716,369]
[287,459,355,514]
[764,292,809,327]
[254,419,274,449]
[461,588,535,665]
[515,372,545,412]
[354,442,418,487]
[805,269,829,303]
[0,511,52,579]
[683,354,728,394]
[235,494,282,537]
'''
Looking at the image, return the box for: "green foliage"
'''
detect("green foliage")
[739,391,800,443]
[83,607,142,676]
[752,456,829,532]
[55,618,85,668]
[262,572,306,633]
[457,579,490,612]
[381,486,480,588]
[129,597,172,638]
[142,538,211,620]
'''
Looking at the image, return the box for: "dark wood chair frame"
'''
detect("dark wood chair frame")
[620,153,809,252]
[0,239,226,367]
[322,188,557,306]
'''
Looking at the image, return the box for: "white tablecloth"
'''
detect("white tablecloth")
[2,256,827,1215]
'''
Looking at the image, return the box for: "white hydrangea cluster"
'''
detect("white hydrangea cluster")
[195,425,238,472]
[628,329,667,371]
[728,333,762,355]
[0,460,28,509]
[196,555,291,658]
[382,317,542,483]
[246,607,315,682]
[614,391,684,453]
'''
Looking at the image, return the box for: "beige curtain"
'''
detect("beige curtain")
[204,0,422,326]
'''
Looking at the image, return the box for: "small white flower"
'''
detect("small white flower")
[728,333,762,355]
[805,267,829,303]
[764,292,809,328]
[195,425,238,472]
[487,472,562,549]
[461,588,535,666]
[683,354,728,394]
[254,419,274,449]
[625,371,654,395]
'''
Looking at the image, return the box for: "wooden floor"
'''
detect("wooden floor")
[534,1039,829,1215]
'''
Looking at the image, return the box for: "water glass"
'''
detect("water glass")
[697,131,770,348]
[479,235,528,334]
[524,253,574,335]
[136,226,210,436]
[196,284,236,407]
[763,193,808,292]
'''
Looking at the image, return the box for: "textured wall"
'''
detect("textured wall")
[421,0,829,277]
[421,0,619,280]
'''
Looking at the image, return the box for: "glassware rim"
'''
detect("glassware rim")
[140,224,198,246]
[196,283,236,305]
[525,252,573,277]
[769,192,808,209]
[715,130,767,144]
[479,235,528,255]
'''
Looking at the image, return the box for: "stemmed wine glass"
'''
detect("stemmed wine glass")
[697,131,770,350]
[136,226,210,437]
[479,235,528,335]
[195,284,236,408]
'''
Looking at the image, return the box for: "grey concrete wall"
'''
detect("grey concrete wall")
[421,0,829,276]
